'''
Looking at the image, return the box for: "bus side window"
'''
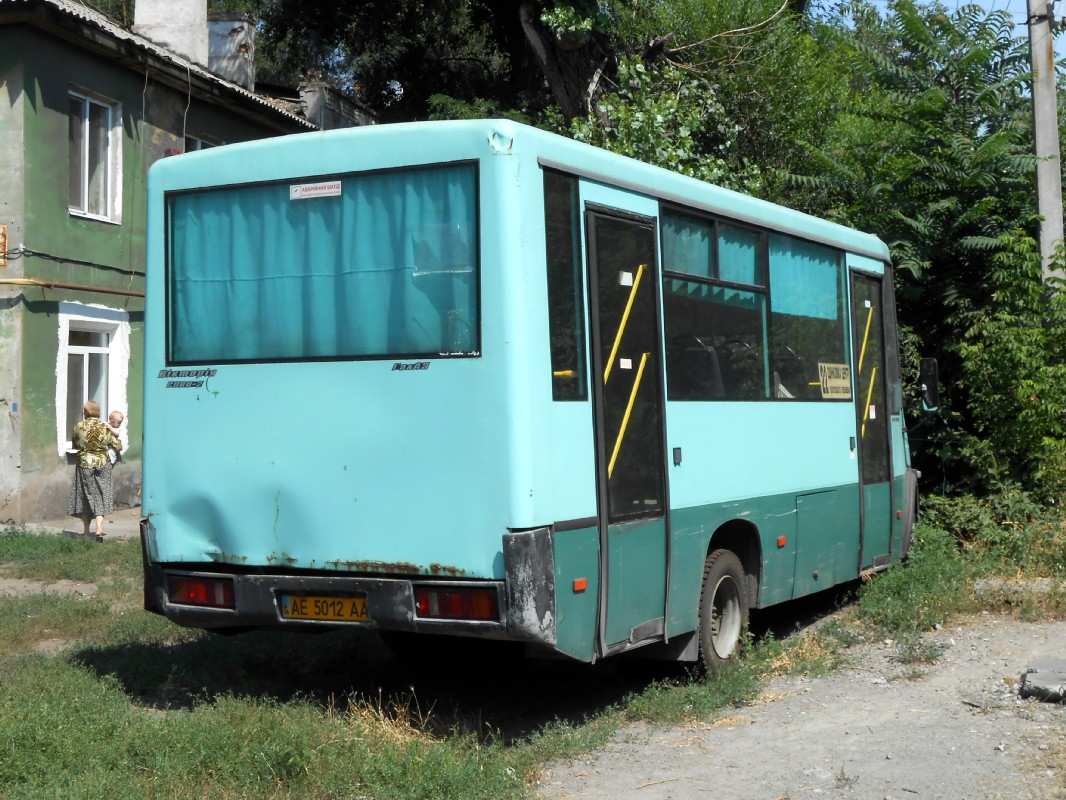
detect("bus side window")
[767,235,848,401]
[662,281,768,401]
[543,171,588,401]
[661,210,769,401]
[667,335,724,400]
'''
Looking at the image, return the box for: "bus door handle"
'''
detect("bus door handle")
[850,436,856,452]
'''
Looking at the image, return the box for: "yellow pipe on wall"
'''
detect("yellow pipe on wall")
[0,277,144,298]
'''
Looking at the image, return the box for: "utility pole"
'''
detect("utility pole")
[1028,0,1064,282]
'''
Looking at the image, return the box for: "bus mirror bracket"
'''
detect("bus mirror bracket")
[919,358,939,413]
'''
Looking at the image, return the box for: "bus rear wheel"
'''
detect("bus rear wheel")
[698,549,749,672]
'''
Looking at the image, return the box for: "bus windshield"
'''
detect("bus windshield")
[165,162,479,364]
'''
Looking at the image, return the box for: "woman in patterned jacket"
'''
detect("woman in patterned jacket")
[68,400,122,541]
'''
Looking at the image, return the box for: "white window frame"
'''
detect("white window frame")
[68,89,123,224]
[55,302,130,456]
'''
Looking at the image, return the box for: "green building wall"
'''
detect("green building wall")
[1,21,310,523]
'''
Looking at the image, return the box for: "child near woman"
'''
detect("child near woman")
[107,410,124,464]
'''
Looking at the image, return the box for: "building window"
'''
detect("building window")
[55,303,130,454]
[184,135,218,153]
[68,91,121,221]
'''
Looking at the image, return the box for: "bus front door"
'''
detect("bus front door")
[850,271,893,567]
[585,207,669,655]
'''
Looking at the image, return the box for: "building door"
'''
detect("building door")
[850,271,893,567]
[585,206,669,653]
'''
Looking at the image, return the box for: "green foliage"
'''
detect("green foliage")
[788,2,1063,497]
[951,249,1066,497]
[539,1,604,44]
[856,521,975,635]
[426,94,531,124]
[571,57,762,194]
[215,0,538,122]
[920,490,1066,575]
[80,0,133,25]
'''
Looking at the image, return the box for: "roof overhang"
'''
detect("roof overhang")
[0,0,316,133]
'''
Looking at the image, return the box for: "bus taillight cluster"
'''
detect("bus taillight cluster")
[414,586,500,621]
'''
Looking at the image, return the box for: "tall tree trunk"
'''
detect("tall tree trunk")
[518,2,606,123]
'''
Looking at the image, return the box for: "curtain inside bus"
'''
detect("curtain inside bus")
[167,163,478,363]
[767,235,849,400]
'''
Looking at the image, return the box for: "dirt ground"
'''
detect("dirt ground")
[537,613,1066,800]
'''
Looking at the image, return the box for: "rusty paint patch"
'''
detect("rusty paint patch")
[428,563,467,577]
[266,552,298,566]
[323,559,466,577]
[208,551,249,565]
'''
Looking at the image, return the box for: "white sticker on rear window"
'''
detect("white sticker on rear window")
[290,181,342,200]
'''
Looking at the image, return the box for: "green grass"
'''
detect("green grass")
[855,521,979,636]
[2,503,1064,799]
[0,527,133,584]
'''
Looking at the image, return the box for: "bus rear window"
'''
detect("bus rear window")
[166,163,479,364]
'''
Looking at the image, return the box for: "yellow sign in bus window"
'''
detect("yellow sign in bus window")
[818,363,852,400]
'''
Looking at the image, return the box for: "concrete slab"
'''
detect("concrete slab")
[15,504,142,541]
[1020,658,1066,702]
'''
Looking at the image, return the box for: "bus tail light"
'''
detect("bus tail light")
[167,574,235,609]
[414,586,500,621]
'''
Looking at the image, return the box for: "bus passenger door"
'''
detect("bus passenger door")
[585,207,669,655]
[850,272,893,567]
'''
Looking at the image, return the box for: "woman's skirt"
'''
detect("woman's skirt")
[68,464,115,517]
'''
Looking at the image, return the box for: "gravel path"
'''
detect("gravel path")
[537,614,1066,800]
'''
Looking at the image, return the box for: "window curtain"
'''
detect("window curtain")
[717,224,760,286]
[768,234,840,320]
[661,213,712,278]
[169,164,477,363]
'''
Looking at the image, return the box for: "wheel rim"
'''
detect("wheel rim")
[710,574,742,660]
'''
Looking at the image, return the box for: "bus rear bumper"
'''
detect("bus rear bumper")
[140,520,558,646]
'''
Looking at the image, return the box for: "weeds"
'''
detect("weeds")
[835,764,859,788]
[856,522,978,636]
[3,494,1065,798]
[893,631,943,665]
[0,527,132,584]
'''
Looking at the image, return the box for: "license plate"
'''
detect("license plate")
[280,594,369,622]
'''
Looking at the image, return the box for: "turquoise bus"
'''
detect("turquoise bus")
[141,119,918,670]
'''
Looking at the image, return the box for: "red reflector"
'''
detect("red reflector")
[777,536,787,548]
[414,586,500,621]
[573,577,588,592]
[897,510,904,519]
[167,575,235,609]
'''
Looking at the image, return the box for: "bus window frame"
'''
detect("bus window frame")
[163,160,483,367]
[659,202,852,403]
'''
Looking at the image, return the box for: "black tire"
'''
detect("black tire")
[697,549,749,672]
